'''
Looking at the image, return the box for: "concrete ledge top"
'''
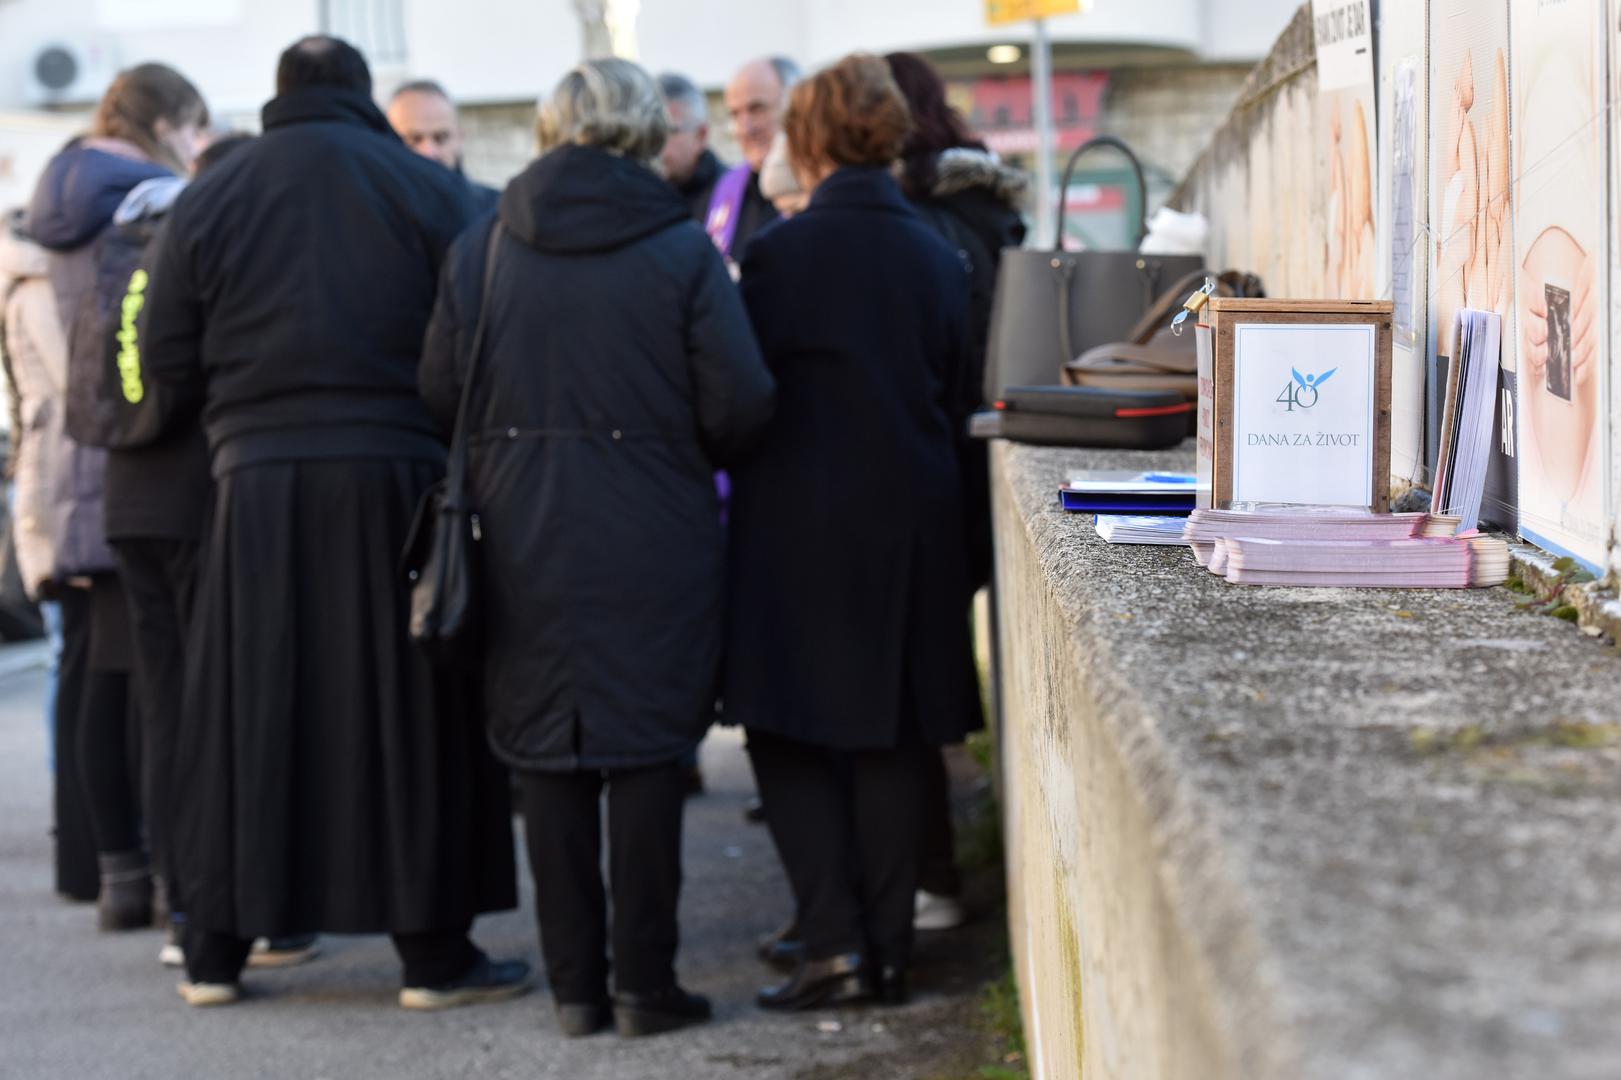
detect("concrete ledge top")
[996,440,1621,1080]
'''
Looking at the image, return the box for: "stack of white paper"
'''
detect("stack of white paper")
[1094,515,1191,545]
[1432,309,1503,532]
[1465,535,1511,586]
[1421,513,1461,538]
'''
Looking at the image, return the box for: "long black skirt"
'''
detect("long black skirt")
[173,457,517,938]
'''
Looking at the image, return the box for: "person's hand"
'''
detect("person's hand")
[1519,264,1547,377]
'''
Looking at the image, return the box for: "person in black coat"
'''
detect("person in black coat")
[656,71,722,224]
[887,50,1028,934]
[727,54,982,1011]
[420,58,775,1039]
[135,35,524,1009]
[93,133,256,968]
[386,80,501,213]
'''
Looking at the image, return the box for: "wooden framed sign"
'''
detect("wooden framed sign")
[1196,299,1394,511]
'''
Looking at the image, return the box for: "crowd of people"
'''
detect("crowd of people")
[0,32,1027,1038]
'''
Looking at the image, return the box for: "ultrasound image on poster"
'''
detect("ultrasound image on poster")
[1543,283,1572,402]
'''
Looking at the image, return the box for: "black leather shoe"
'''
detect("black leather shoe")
[399,956,533,1010]
[757,953,873,1011]
[556,999,613,1037]
[876,964,909,1005]
[756,920,804,970]
[743,796,767,824]
[613,986,712,1037]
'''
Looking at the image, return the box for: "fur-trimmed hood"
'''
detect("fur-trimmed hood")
[929,148,1028,208]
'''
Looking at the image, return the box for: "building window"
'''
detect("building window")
[320,0,408,66]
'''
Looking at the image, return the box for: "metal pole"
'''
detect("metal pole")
[1031,17,1056,247]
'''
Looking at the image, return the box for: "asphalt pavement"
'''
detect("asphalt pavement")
[0,646,994,1080]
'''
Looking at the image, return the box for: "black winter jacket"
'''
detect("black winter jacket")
[79,177,212,542]
[673,148,722,224]
[907,149,1028,591]
[139,88,475,473]
[726,166,982,751]
[420,143,775,772]
[905,149,1028,394]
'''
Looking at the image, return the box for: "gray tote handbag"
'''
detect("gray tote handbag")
[983,135,1204,402]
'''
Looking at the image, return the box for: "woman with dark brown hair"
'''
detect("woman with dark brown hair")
[726,53,982,1011]
[26,62,208,931]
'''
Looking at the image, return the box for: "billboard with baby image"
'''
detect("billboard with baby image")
[1510,0,1608,572]
[1313,0,1378,303]
[1429,1,1518,529]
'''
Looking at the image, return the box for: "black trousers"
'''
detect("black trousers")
[112,538,198,909]
[61,587,141,857]
[918,746,961,897]
[747,727,926,970]
[52,590,99,900]
[184,925,480,988]
[517,762,686,1003]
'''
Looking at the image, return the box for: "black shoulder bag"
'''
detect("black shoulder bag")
[403,222,504,667]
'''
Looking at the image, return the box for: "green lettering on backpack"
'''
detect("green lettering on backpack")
[117,269,147,404]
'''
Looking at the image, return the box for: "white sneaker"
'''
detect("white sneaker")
[177,981,240,1007]
[158,923,184,968]
[913,889,968,931]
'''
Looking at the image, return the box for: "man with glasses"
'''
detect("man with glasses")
[657,72,722,224]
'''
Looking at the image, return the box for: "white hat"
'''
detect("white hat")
[758,132,800,202]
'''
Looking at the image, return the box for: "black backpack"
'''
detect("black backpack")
[65,211,167,449]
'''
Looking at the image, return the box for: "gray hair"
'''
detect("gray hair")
[537,58,669,163]
[769,56,801,94]
[656,71,706,127]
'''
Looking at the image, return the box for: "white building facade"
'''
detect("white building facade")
[0,0,1301,222]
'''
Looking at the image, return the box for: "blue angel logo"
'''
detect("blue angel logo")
[1279,368,1334,411]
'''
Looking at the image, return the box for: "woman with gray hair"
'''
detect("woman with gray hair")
[419,57,775,1038]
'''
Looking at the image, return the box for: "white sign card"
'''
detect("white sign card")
[1311,0,1374,92]
[1231,324,1378,506]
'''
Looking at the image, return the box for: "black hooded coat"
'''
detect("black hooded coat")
[420,143,775,773]
[134,87,516,937]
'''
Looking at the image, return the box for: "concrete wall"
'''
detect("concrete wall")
[991,439,1621,1080]
[993,466,1245,1079]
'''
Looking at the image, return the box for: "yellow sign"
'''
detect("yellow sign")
[985,0,1084,26]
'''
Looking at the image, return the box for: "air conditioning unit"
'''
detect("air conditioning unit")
[24,40,119,108]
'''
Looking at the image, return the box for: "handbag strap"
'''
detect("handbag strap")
[1070,341,1198,376]
[1122,269,1229,347]
[444,221,505,511]
[1054,135,1148,251]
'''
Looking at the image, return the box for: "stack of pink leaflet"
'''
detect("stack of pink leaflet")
[1224,537,1467,586]
[1181,508,1510,588]
[1182,508,1428,572]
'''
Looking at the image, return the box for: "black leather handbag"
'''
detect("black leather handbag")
[403,222,503,667]
[983,135,1205,402]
